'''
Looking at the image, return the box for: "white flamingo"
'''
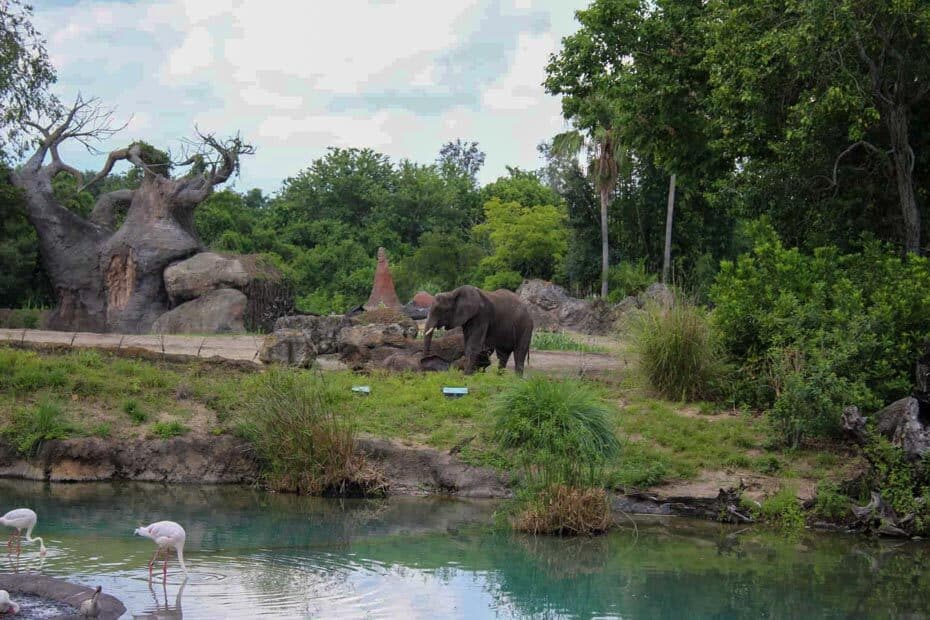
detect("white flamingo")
[0,508,46,557]
[0,590,19,614]
[134,521,188,581]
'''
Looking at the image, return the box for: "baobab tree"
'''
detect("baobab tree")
[12,96,254,333]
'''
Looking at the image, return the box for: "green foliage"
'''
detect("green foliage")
[122,399,147,424]
[0,307,44,328]
[150,421,189,439]
[756,487,806,532]
[712,226,930,444]
[813,481,850,521]
[494,377,619,486]
[628,301,725,401]
[531,331,606,353]
[476,198,568,284]
[863,438,930,534]
[3,400,72,455]
[606,260,656,302]
[237,369,383,495]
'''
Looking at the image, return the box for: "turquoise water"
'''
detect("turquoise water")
[0,479,929,618]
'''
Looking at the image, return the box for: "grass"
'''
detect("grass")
[150,421,189,439]
[0,344,858,497]
[122,399,148,423]
[531,331,609,353]
[512,484,612,536]
[626,301,725,401]
[3,400,74,455]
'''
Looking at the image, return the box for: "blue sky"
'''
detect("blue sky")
[31,0,588,195]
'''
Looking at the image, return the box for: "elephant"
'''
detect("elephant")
[422,285,533,375]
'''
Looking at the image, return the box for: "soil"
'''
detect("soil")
[0,328,625,375]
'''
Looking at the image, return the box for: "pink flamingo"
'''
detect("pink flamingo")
[134,521,189,581]
[0,508,46,557]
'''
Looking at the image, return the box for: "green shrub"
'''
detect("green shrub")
[494,376,619,486]
[512,484,612,536]
[628,301,725,401]
[238,369,385,495]
[531,331,606,353]
[756,486,805,532]
[712,224,930,444]
[3,401,73,455]
[606,260,656,302]
[813,481,850,521]
[483,270,524,291]
[90,423,112,439]
[150,421,189,439]
[122,399,147,424]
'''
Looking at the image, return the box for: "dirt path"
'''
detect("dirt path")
[0,328,624,374]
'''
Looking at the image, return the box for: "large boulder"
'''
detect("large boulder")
[151,288,247,334]
[259,328,317,367]
[164,252,250,303]
[271,314,353,355]
[338,322,420,369]
[517,279,614,334]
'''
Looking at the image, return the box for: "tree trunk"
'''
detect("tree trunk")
[662,173,676,284]
[11,110,251,334]
[882,104,921,253]
[599,186,610,298]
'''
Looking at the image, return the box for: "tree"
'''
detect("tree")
[12,96,254,332]
[707,0,930,252]
[437,139,486,181]
[545,1,642,297]
[0,0,57,157]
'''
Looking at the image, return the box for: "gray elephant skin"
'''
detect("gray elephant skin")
[422,285,533,375]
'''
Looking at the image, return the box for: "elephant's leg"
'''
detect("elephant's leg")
[514,330,532,377]
[462,325,488,375]
[496,348,511,370]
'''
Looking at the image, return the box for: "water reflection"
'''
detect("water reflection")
[0,480,928,618]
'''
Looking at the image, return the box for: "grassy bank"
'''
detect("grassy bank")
[0,344,859,499]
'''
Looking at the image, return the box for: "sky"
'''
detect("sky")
[30,0,588,196]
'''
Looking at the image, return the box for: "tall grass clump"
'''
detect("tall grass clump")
[3,400,73,455]
[494,377,619,535]
[531,331,607,353]
[238,369,385,496]
[628,301,725,401]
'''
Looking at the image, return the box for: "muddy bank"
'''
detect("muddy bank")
[0,435,513,499]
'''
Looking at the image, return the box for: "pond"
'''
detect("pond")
[0,479,928,618]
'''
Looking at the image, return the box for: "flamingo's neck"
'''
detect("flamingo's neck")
[176,545,189,574]
[25,526,46,554]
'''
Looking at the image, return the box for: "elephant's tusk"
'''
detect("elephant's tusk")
[424,327,434,336]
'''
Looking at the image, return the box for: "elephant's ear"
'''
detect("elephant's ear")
[452,286,484,327]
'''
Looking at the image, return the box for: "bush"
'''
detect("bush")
[813,481,850,521]
[3,400,72,455]
[606,260,656,302]
[756,486,805,532]
[513,484,612,536]
[494,377,619,485]
[628,301,725,401]
[237,369,385,495]
[483,270,524,292]
[712,225,930,444]
[122,399,147,424]
[150,421,189,439]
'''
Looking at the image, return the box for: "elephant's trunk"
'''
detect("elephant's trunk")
[422,315,438,356]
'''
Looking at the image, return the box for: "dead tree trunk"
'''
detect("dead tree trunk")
[11,98,253,333]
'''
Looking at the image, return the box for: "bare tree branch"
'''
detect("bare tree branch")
[829,140,889,188]
[88,189,135,229]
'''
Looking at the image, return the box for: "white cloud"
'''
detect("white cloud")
[30,0,589,193]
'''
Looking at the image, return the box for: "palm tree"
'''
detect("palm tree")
[552,121,626,298]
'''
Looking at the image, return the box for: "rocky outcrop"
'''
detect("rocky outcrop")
[152,288,247,334]
[357,437,511,498]
[164,252,250,303]
[0,436,260,483]
[272,314,353,354]
[259,328,317,367]
[403,291,435,320]
[338,322,421,370]
[875,397,930,459]
[517,279,674,335]
[0,574,125,620]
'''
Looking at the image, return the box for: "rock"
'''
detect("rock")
[875,397,930,459]
[259,329,317,367]
[272,314,353,355]
[164,252,250,303]
[383,352,426,372]
[364,247,402,311]
[402,301,429,320]
[151,288,247,335]
[517,279,618,335]
[0,574,126,620]
[641,282,675,308]
[338,322,420,370]
[842,405,868,444]
[412,291,435,308]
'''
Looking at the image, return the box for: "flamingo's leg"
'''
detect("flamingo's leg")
[15,532,21,557]
[148,547,160,581]
[163,547,169,582]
